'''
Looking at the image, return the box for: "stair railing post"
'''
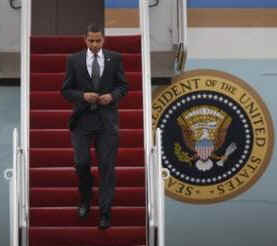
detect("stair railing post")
[148,128,165,246]
[148,147,156,246]
[3,129,20,246]
[155,128,165,246]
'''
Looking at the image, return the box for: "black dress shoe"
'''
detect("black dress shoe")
[78,191,92,218]
[78,203,90,218]
[99,213,111,230]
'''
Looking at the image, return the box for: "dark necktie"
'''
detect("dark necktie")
[91,54,100,91]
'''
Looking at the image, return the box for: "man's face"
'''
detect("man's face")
[84,31,104,54]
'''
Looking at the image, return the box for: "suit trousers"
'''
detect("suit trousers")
[70,120,118,214]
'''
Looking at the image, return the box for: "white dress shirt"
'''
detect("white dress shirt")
[86,48,105,78]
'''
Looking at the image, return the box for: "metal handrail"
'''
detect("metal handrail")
[147,129,165,246]
[20,148,28,227]
[155,128,165,246]
[147,149,155,246]
[3,129,21,246]
[12,128,20,246]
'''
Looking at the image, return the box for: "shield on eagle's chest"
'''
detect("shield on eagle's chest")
[195,139,214,161]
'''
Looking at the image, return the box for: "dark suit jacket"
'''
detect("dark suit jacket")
[60,49,128,131]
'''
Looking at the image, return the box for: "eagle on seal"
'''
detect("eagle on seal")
[177,106,237,171]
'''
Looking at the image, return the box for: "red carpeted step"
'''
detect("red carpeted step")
[30,167,144,187]
[30,148,144,167]
[31,35,141,54]
[30,91,142,110]
[31,54,141,73]
[30,207,145,226]
[30,129,143,148]
[30,109,143,129]
[30,72,142,91]
[30,187,145,207]
[30,226,146,246]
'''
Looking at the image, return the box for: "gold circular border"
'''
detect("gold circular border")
[152,69,275,204]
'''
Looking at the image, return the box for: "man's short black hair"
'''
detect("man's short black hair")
[85,23,104,36]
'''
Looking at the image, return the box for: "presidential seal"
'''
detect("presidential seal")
[152,70,274,204]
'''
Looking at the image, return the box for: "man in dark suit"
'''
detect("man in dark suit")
[61,23,128,229]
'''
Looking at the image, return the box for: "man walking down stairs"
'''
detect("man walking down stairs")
[61,23,128,230]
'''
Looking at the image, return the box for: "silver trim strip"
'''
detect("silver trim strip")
[139,1,154,246]
[20,0,31,245]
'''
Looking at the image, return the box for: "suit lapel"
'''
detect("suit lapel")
[80,50,92,81]
[100,49,111,85]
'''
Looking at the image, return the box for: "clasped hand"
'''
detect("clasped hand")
[83,92,113,105]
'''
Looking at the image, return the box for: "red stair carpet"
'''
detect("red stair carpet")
[29,35,146,246]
